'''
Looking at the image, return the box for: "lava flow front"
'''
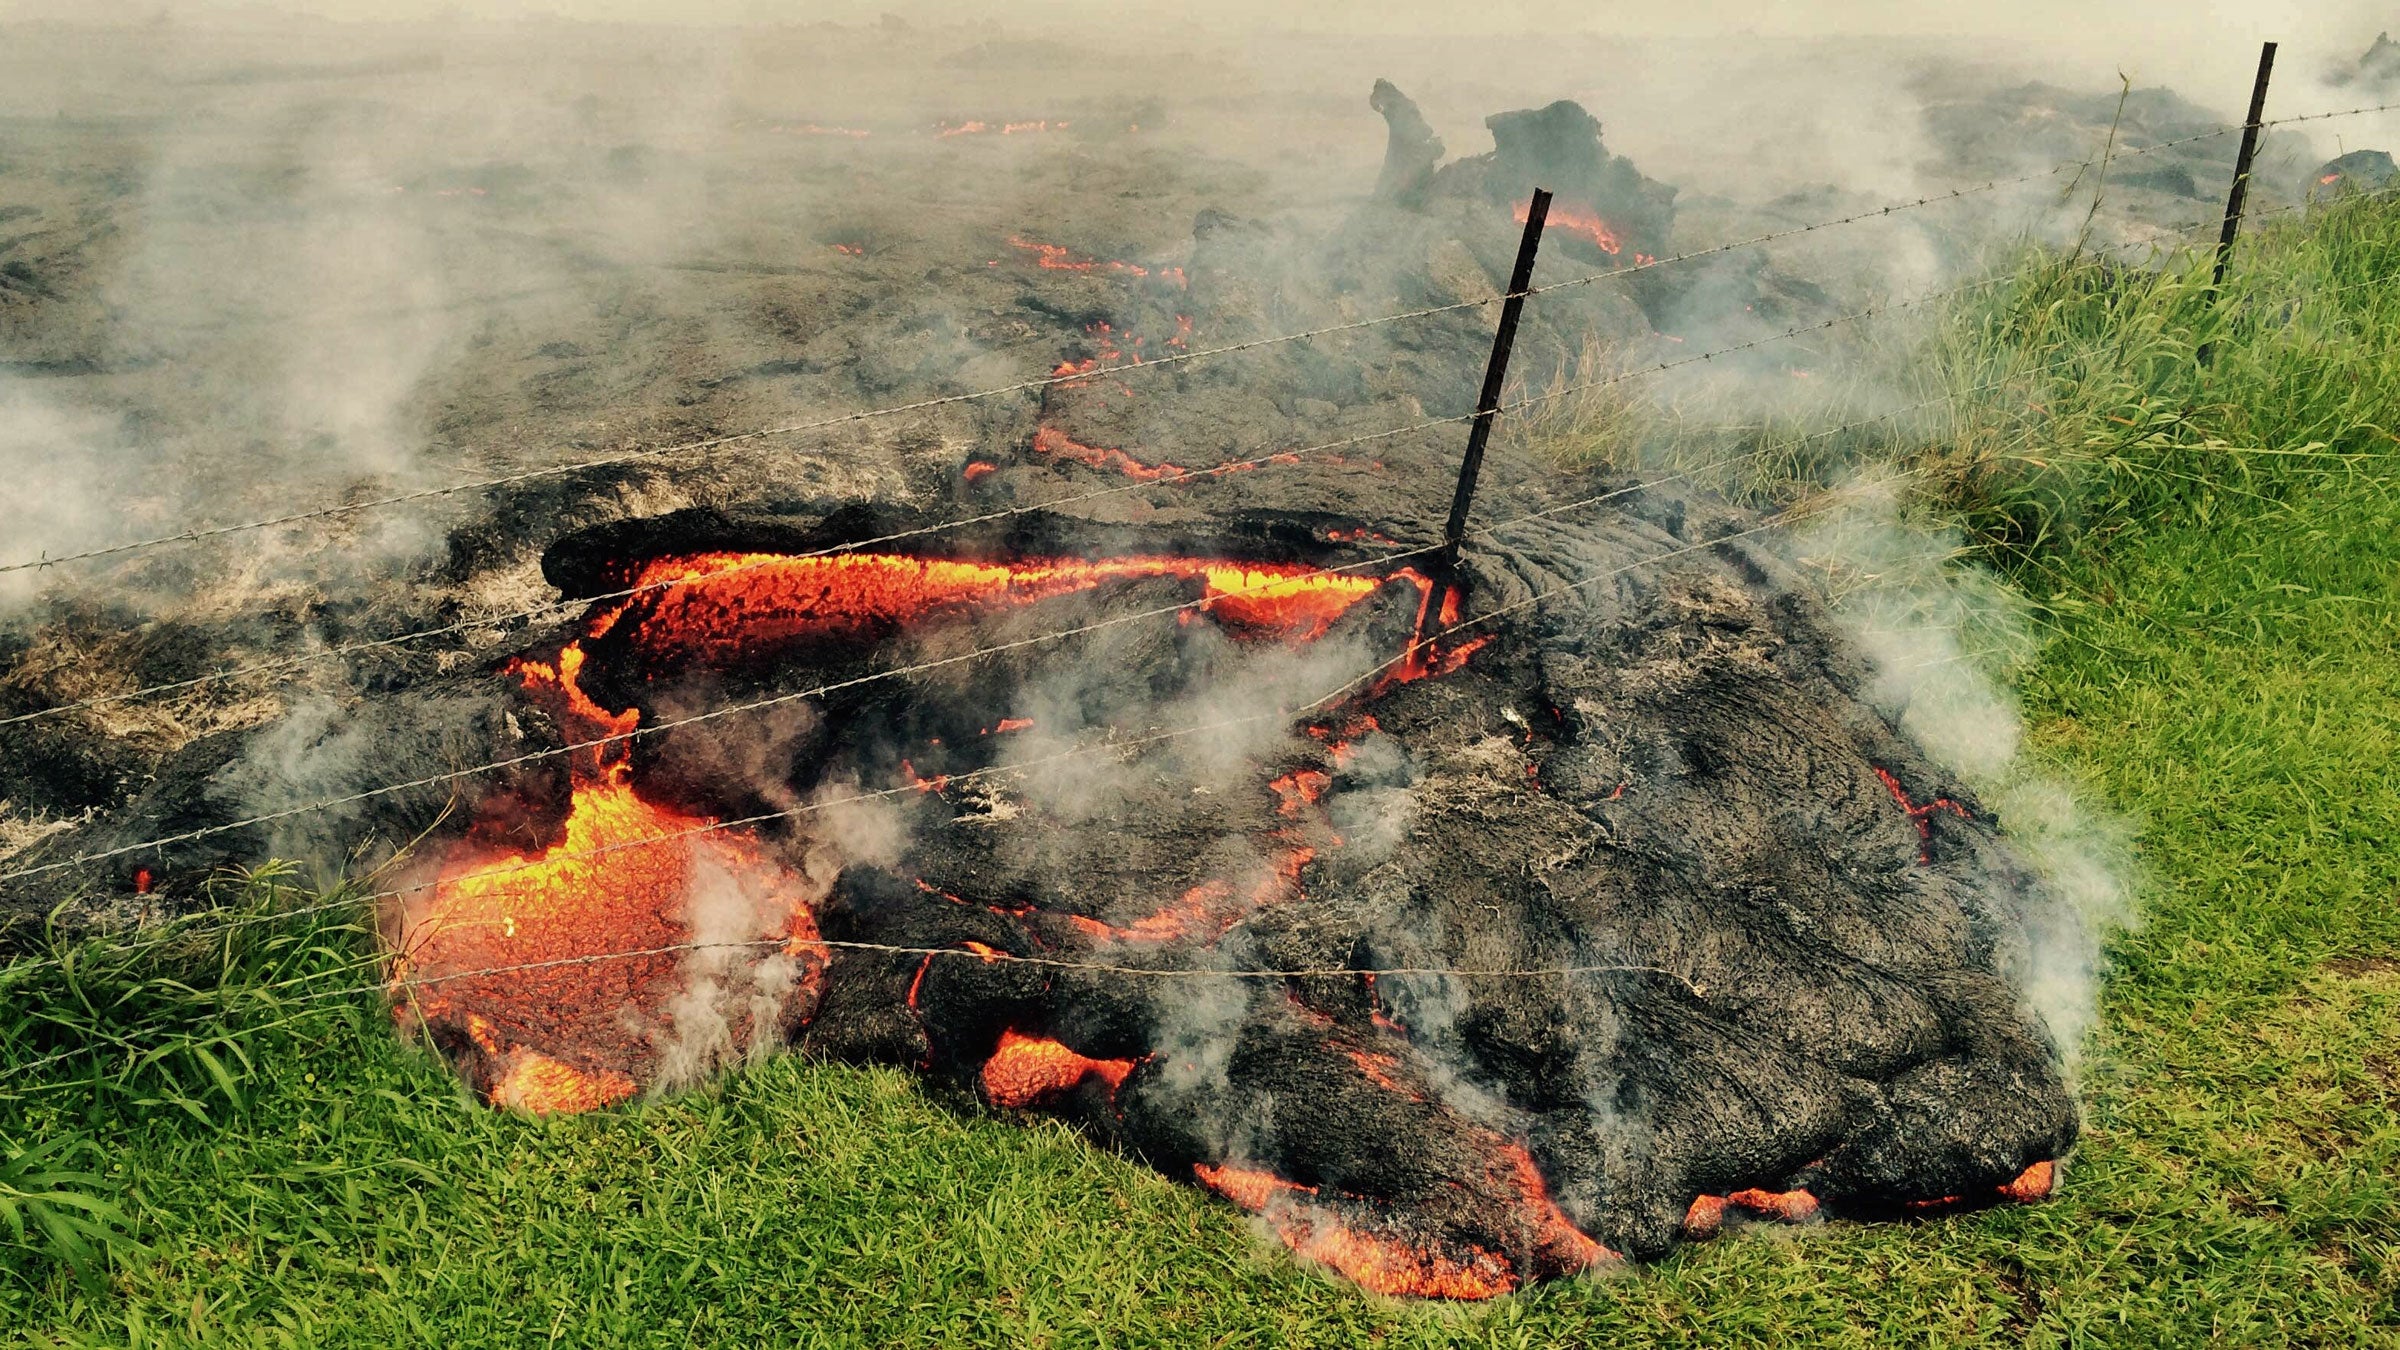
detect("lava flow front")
[396,543,1456,1110]
[386,509,2068,1300]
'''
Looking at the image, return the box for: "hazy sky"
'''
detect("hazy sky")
[2,0,2389,112]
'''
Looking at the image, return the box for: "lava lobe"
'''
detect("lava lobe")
[388,506,2076,1298]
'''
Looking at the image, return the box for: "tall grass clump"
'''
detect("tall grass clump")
[1521,188,2400,574]
[0,870,382,1290]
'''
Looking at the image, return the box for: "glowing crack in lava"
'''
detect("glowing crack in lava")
[1519,198,1622,255]
[401,547,1463,1111]
[938,118,1071,137]
[391,521,2065,1297]
[1007,235,1187,287]
[1873,766,1971,864]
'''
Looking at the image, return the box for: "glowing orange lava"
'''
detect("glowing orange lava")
[1520,199,1623,255]
[397,772,823,1114]
[1998,1159,2054,1202]
[981,1029,1138,1107]
[1006,236,1185,286]
[1683,1193,1727,1239]
[1728,1187,1820,1222]
[1194,1163,1518,1298]
[1342,1046,1416,1097]
[1873,766,1970,863]
[1067,880,1236,944]
[587,550,1390,671]
[487,1045,639,1114]
[1269,769,1331,815]
[402,611,825,1113]
[1191,1136,1611,1300]
[1486,1142,1616,1271]
[1031,426,1189,480]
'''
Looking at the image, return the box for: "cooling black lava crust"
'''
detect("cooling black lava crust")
[390,499,2078,1296]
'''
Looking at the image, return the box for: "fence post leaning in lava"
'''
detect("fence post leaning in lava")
[2199,40,2277,367]
[1421,187,1551,646]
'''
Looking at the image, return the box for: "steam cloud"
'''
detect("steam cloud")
[1787,478,2139,1067]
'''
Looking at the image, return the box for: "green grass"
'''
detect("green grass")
[5,200,2400,1346]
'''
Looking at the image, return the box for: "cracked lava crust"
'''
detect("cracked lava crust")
[384,501,2075,1298]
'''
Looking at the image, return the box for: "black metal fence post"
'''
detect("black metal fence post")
[2201,41,2277,366]
[1421,187,1551,642]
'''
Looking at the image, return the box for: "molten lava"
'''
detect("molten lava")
[1007,236,1186,287]
[585,550,1391,673]
[981,1029,1138,1108]
[1194,1163,1518,1298]
[1192,1143,1610,1299]
[1520,199,1623,255]
[1873,766,1971,864]
[396,773,823,1116]
[1682,1194,1728,1239]
[1030,426,1190,481]
[1998,1160,2055,1202]
[1727,1187,1820,1223]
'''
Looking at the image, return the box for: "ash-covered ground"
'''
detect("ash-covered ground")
[0,9,2387,1297]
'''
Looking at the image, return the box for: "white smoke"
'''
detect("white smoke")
[0,383,124,609]
[648,843,804,1090]
[1786,474,2139,1068]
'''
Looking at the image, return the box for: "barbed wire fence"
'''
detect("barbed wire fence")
[0,208,2288,889]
